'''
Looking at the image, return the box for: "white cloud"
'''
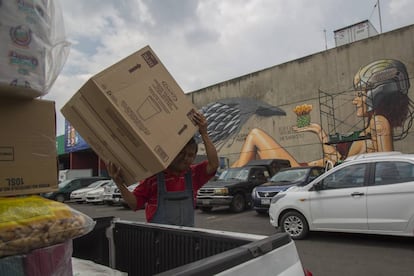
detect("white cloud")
[388,0,414,28]
[40,0,414,135]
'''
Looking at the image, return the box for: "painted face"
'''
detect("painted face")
[352,90,369,117]
[168,144,197,173]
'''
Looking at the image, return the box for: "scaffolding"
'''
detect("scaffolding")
[318,89,376,164]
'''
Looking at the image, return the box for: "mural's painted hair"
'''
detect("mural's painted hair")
[354,59,413,140]
[353,59,410,112]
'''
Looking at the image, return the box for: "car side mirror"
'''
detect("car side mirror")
[313,181,323,191]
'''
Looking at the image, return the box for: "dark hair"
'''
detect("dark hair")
[354,59,413,140]
[375,93,409,127]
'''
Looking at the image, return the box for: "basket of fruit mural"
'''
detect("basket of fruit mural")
[293,104,312,128]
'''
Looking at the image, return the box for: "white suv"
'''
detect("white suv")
[269,152,414,239]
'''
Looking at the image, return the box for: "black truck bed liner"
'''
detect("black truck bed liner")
[72,217,292,276]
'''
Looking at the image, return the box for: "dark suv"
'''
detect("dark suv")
[197,159,291,213]
[252,166,325,214]
[42,176,110,202]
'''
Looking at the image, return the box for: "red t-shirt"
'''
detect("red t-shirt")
[132,161,215,222]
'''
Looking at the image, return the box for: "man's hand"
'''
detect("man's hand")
[107,161,124,186]
[106,161,138,210]
[190,110,219,175]
[191,111,208,135]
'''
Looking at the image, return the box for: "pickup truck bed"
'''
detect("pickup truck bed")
[72,217,307,276]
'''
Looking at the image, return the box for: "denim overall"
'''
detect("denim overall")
[151,170,194,227]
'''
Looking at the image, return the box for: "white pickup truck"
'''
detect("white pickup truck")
[72,217,311,276]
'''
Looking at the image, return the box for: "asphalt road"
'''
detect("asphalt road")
[68,202,414,276]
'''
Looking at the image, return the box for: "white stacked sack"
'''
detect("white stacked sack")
[0,0,70,98]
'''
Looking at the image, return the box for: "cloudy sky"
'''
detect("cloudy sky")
[43,0,414,135]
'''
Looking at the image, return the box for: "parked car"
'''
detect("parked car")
[102,181,120,205]
[197,159,291,213]
[269,152,414,239]
[70,179,113,203]
[42,176,110,202]
[252,166,325,214]
[85,180,115,204]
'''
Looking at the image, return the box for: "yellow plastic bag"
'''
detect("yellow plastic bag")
[0,195,95,258]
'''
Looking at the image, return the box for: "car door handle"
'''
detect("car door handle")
[351,192,365,196]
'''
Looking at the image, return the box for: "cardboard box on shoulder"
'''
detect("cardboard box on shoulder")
[61,45,198,185]
[0,98,58,196]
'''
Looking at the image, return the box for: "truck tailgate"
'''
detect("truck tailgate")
[73,217,305,276]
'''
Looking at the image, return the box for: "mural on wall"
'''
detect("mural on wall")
[199,59,414,168]
[195,97,286,150]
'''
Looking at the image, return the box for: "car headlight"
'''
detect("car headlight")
[271,193,286,204]
[214,188,228,195]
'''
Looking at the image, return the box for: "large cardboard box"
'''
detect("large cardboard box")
[0,98,58,196]
[61,45,198,185]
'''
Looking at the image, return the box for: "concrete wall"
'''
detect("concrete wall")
[188,24,414,166]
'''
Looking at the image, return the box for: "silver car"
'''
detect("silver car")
[86,180,115,204]
[102,181,121,205]
[269,152,414,239]
[69,179,112,203]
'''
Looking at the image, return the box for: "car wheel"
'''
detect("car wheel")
[55,194,65,203]
[280,211,309,240]
[200,207,213,212]
[230,193,245,213]
[245,197,253,209]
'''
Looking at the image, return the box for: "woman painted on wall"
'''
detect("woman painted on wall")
[232,59,414,168]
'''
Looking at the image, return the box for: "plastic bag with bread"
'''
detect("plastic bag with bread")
[0,195,95,258]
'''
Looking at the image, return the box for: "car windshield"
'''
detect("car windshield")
[234,168,250,181]
[104,182,116,191]
[58,179,73,189]
[87,180,108,188]
[270,169,308,183]
[218,168,244,180]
